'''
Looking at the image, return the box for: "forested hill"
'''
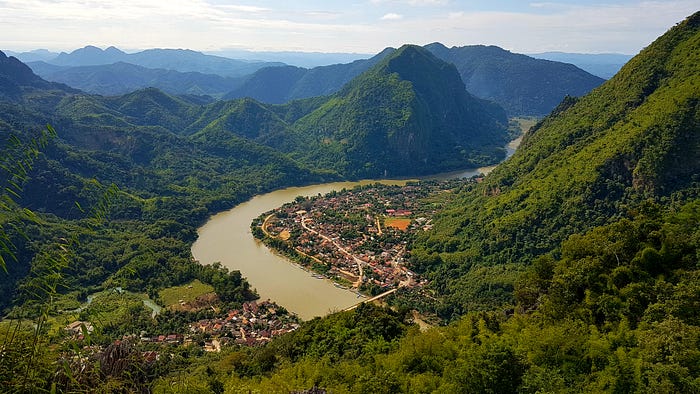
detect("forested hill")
[0,42,510,312]
[0,50,77,100]
[193,13,699,393]
[191,45,511,179]
[410,10,700,316]
[277,44,510,178]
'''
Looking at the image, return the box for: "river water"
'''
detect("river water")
[192,137,522,320]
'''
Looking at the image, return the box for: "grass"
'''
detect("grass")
[279,230,291,240]
[158,279,214,308]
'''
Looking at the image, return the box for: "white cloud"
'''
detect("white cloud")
[370,0,448,5]
[0,0,697,54]
[217,5,271,13]
[381,13,404,20]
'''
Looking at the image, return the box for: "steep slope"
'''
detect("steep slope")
[28,61,243,97]
[284,45,509,178]
[425,43,605,116]
[0,60,331,311]
[0,50,76,101]
[223,65,308,103]
[410,12,700,315]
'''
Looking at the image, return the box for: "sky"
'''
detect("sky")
[0,0,697,55]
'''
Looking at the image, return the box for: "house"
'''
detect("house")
[65,321,94,336]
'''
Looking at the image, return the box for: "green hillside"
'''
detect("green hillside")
[158,12,699,393]
[1,11,697,391]
[410,10,699,316]
[283,45,510,178]
[0,42,509,313]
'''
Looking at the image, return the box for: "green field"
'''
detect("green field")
[158,279,215,307]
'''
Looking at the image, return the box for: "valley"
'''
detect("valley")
[0,10,698,394]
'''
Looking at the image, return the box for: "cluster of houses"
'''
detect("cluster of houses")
[187,300,300,350]
[65,300,299,353]
[262,183,449,291]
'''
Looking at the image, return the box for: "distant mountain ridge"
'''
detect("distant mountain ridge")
[424,43,605,116]
[206,49,373,68]
[28,61,242,97]
[39,45,285,77]
[528,51,633,79]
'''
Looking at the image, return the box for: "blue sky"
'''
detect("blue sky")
[0,0,697,54]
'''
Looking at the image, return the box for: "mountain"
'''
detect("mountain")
[52,45,127,66]
[27,61,243,97]
[424,43,606,116]
[281,45,510,177]
[223,49,394,103]
[226,44,604,117]
[207,49,373,68]
[410,11,700,315]
[0,50,76,101]
[48,46,285,77]
[4,49,59,63]
[529,51,633,79]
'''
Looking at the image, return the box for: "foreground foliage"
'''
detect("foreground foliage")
[158,202,697,393]
[0,11,698,394]
[409,11,700,318]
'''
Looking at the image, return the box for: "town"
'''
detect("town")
[66,299,300,354]
[255,179,472,296]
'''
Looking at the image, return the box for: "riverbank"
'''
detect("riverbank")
[252,180,467,300]
[192,181,409,320]
[192,124,530,320]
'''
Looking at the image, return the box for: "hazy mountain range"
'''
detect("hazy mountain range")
[529,51,633,79]
[8,45,608,116]
[27,61,241,97]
